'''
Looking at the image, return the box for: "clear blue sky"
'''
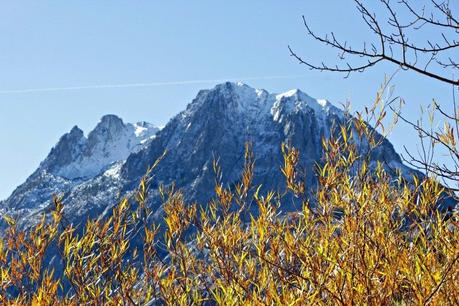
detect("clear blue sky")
[0,1,456,199]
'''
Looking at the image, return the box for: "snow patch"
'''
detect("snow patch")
[104,163,123,179]
[275,89,301,100]
[53,116,159,180]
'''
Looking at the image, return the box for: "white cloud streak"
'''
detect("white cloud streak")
[0,75,310,94]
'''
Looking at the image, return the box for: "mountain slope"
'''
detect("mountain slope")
[1,82,425,228]
[1,116,158,222]
[120,82,412,213]
[40,115,158,180]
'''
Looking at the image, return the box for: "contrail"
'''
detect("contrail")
[0,74,310,94]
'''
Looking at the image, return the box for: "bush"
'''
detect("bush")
[1,118,458,305]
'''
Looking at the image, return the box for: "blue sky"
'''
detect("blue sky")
[0,1,456,199]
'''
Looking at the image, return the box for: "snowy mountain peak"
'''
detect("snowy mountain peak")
[275,88,333,112]
[2,82,436,241]
[39,115,159,180]
[200,82,340,121]
[38,126,86,173]
[86,117,126,152]
[276,88,307,99]
[100,114,124,125]
[179,82,341,129]
[89,115,126,139]
[69,125,84,136]
[132,121,159,144]
[214,82,260,102]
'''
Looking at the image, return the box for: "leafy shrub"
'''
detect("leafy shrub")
[1,117,458,305]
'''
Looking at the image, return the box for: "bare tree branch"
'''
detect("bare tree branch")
[290,0,459,86]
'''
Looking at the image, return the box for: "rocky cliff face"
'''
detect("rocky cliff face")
[1,82,431,229]
[1,115,158,222]
[119,82,412,214]
[40,114,158,180]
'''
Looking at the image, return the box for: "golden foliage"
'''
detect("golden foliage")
[1,122,458,305]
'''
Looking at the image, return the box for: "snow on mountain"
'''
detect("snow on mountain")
[40,115,159,180]
[120,82,413,208]
[1,115,159,216]
[3,81,448,232]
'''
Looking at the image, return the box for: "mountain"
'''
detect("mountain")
[119,82,412,210]
[0,115,158,223]
[41,115,158,180]
[1,82,450,230]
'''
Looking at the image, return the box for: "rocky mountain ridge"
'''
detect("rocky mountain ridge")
[1,82,440,230]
